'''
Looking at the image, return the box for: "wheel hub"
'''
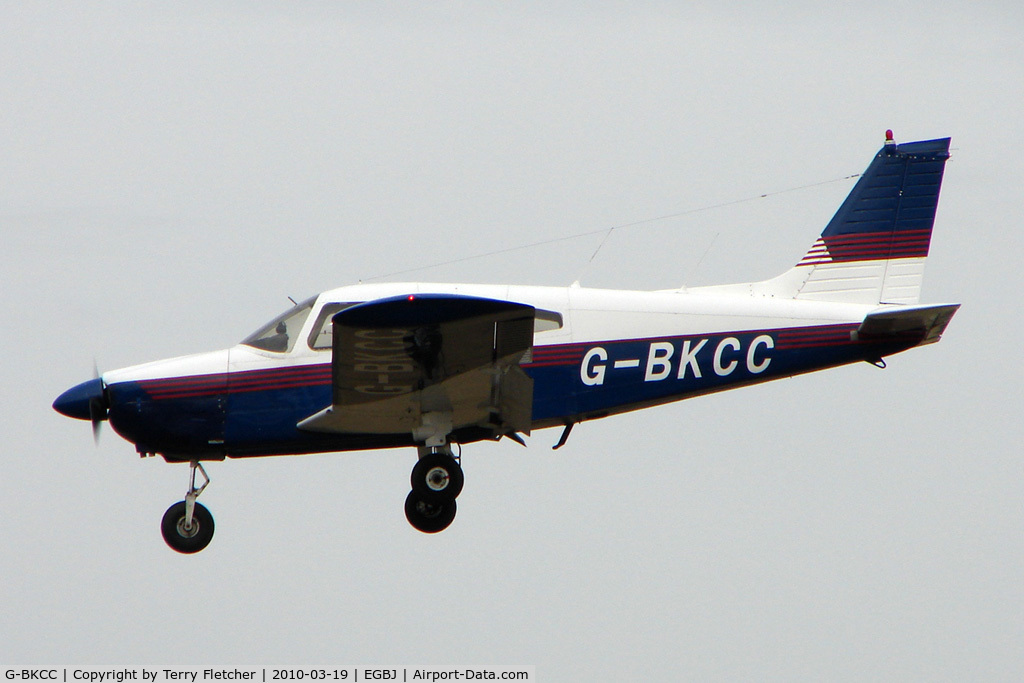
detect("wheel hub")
[425,466,450,492]
[176,517,200,538]
[415,499,443,518]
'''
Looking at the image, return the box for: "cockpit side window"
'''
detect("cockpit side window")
[307,302,360,350]
[241,298,316,353]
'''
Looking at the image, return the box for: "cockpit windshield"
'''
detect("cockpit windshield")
[241,297,316,353]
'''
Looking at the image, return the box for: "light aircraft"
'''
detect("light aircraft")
[54,132,958,553]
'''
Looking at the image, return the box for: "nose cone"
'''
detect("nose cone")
[53,378,105,420]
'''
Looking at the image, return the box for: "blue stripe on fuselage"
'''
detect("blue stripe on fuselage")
[107,324,919,458]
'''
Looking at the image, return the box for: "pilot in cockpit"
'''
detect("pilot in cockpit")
[263,321,289,352]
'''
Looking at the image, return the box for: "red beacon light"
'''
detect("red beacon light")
[884,129,896,146]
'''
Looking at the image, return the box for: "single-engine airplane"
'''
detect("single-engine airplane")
[54,132,958,553]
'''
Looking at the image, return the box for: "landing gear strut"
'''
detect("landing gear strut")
[405,445,463,533]
[161,460,215,554]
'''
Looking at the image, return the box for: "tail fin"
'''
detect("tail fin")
[757,133,951,304]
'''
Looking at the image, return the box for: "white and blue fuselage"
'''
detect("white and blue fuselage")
[52,134,959,550]
[61,281,922,461]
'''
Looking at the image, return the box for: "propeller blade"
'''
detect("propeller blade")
[92,410,103,445]
[88,368,109,445]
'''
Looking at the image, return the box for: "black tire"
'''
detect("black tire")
[410,452,464,501]
[161,501,215,554]
[404,490,457,533]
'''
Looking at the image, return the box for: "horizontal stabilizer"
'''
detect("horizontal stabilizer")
[856,303,960,347]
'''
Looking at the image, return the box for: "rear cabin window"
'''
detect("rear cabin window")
[534,309,563,333]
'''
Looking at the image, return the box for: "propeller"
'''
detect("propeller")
[89,361,110,444]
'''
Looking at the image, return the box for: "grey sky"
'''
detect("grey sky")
[2,3,1022,679]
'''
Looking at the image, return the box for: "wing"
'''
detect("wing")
[297,294,535,441]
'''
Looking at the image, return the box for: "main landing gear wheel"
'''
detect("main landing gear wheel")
[161,500,215,554]
[405,490,457,533]
[411,451,464,501]
[406,442,463,533]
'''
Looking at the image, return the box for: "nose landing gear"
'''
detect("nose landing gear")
[161,460,215,554]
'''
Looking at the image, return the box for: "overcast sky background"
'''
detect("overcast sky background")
[3,2,1022,679]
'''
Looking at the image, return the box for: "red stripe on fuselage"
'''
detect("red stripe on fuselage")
[135,322,872,398]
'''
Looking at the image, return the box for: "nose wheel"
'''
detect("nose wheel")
[161,461,216,554]
[406,446,463,533]
[161,500,215,553]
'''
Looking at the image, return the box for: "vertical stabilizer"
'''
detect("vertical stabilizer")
[741,134,951,304]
